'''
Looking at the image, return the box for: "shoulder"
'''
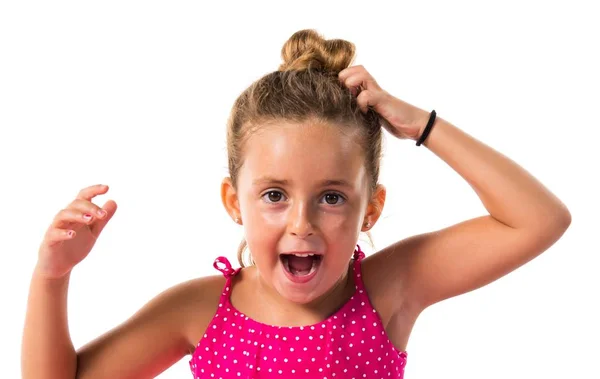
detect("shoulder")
[165,274,228,353]
[104,273,228,353]
[107,273,229,350]
[75,273,228,378]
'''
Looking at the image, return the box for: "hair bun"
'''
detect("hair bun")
[278,29,355,73]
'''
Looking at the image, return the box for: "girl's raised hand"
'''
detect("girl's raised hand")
[338,65,429,141]
[35,184,117,279]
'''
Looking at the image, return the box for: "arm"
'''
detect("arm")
[22,265,215,379]
[372,111,571,312]
[74,278,197,379]
[22,267,77,378]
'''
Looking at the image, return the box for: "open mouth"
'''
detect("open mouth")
[279,253,323,277]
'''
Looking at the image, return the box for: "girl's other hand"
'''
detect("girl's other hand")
[35,184,117,279]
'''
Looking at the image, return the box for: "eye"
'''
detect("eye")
[321,192,345,205]
[262,190,286,203]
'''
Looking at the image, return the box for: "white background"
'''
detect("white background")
[2,1,598,378]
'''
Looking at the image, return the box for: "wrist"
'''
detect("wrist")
[381,95,424,139]
[411,108,432,141]
[33,260,72,282]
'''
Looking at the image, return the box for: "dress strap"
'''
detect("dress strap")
[213,257,240,309]
[351,244,367,291]
[213,256,241,278]
[353,244,366,261]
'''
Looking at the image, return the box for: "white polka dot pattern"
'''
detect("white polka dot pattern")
[189,246,407,378]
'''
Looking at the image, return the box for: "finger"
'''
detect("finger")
[69,198,108,219]
[339,66,379,89]
[339,72,363,92]
[90,200,117,235]
[356,90,373,113]
[343,74,380,93]
[339,73,363,97]
[338,65,365,82]
[62,199,117,234]
[76,184,109,201]
[52,208,95,229]
[343,73,366,88]
[45,227,76,245]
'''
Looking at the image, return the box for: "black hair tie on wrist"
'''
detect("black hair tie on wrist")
[416,110,437,146]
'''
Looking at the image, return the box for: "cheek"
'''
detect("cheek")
[319,204,362,229]
[320,214,351,233]
[244,207,287,233]
[241,208,282,246]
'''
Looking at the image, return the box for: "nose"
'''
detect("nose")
[288,200,314,238]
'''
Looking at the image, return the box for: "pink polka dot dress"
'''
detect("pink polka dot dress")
[189,245,408,378]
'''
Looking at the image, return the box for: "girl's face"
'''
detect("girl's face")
[224,120,384,304]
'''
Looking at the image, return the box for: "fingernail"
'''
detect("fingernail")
[83,214,92,220]
[97,209,106,217]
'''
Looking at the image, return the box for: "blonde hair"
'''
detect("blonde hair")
[226,29,383,267]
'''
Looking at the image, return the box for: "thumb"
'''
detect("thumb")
[91,200,118,235]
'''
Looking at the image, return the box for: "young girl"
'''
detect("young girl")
[22,29,571,379]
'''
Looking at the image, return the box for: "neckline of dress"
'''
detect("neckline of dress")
[222,257,363,331]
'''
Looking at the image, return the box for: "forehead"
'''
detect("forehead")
[239,121,366,187]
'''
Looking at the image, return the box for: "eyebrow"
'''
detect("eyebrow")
[252,177,353,188]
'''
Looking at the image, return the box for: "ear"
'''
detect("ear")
[362,184,386,232]
[221,177,242,224]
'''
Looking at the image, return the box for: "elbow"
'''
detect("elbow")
[543,202,572,232]
[555,205,572,230]
[542,207,572,241]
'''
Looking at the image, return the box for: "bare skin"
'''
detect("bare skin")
[20,180,401,379]
[22,67,570,378]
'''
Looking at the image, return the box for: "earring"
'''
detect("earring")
[234,216,241,224]
[363,221,371,229]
